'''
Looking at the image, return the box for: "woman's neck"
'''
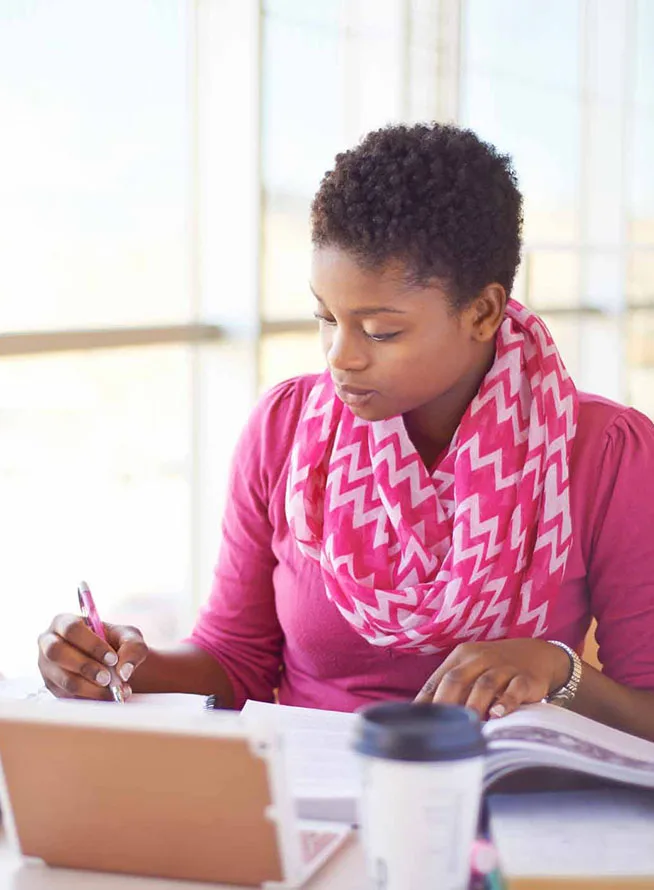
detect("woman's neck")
[403,346,495,467]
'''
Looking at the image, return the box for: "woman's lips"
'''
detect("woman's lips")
[335,384,376,408]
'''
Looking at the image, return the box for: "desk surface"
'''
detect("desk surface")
[0,829,366,890]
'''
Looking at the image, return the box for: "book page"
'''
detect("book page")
[485,703,654,761]
[241,700,361,822]
[483,702,654,789]
[488,789,654,877]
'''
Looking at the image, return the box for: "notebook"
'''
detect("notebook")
[487,789,654,889]
[0,697,350,888]
[0,676,207,710]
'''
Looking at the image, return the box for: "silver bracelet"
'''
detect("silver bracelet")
[544,640,583,707]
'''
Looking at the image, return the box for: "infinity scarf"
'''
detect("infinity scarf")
[286,300,578,653]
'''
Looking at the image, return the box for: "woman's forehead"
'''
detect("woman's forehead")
[310,246,450,308]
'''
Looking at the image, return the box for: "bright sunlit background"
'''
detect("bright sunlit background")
[1,0,652,675]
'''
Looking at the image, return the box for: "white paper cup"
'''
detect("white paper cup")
[354,703,485,890]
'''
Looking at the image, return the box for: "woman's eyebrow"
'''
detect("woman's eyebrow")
[310,285,407,316]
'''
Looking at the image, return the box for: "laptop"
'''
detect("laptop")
[0,698,351,888]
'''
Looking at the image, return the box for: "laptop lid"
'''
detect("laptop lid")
[0,699,345,888]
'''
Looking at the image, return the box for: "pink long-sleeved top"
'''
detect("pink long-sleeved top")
[188,375,654,712]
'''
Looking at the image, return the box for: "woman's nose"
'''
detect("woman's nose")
[325,328,368,373]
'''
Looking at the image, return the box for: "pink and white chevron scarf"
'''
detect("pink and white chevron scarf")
[286,300,579,653]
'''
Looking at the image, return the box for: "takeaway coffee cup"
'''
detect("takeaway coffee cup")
[353,702,485,890]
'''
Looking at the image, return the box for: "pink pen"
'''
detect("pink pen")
[77,581,126,704]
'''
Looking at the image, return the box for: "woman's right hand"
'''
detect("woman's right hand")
[38,614,149,700]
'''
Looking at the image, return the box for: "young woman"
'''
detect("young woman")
[38,124,654,740]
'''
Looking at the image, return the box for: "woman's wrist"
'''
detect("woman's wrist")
[545,640,583,704]
[131,643,235,705]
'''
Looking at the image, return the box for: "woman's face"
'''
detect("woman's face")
[311,246,499,423]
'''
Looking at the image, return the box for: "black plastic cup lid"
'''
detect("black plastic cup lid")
[354,703,485,763]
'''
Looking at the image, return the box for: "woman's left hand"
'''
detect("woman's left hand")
[414,638,572,719]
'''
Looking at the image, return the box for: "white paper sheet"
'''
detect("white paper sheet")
[0,677,206,710]
[241,700,361,823]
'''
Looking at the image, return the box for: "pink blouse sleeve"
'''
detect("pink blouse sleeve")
[587,408,654,690]
[186,380,300,708]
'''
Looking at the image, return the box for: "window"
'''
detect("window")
[0,348,191,672]
[2,0,653,676]
[0,0,195,673]
[462,0,581,246]
[0,0,191,332]
[626,0,654,411]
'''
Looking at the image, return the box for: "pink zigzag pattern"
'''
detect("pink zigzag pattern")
[286,299,579,652]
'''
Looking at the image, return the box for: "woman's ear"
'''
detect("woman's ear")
[467,284,507,342]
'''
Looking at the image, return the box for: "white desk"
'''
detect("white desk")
[0,829,366,890]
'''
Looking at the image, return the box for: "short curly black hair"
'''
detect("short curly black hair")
[311,123,523,308]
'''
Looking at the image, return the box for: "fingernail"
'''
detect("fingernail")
[489,703,506,719]
[103,651,118,667]
[119,663,134,682]
[123,684,132,699]
[96,670,111,687]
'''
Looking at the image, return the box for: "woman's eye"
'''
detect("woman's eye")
[313,312,337,326]
[366,331,400,342]
[313,313,399,342]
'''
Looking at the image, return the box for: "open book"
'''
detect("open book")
[241,700,654,825]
